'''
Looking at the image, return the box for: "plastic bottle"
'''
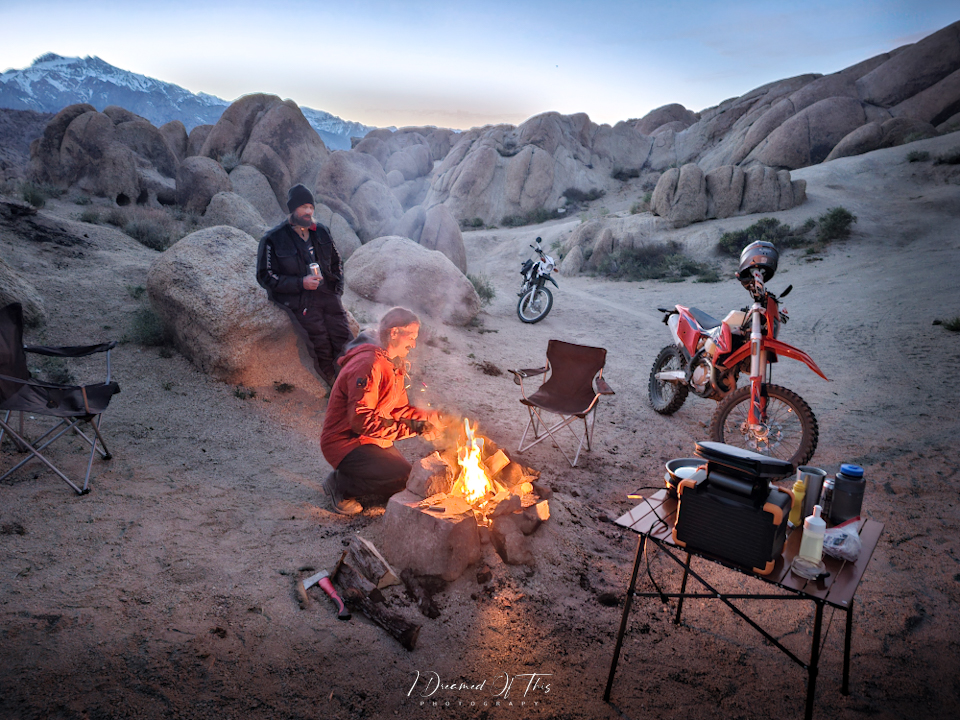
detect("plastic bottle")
[787,478,806,527]
[799,505,826,563]
[832,464,865,523]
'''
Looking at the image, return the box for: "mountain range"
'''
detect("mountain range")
[0,53,375,150]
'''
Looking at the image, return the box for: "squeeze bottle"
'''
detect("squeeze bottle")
[788,478,806,527]
[799,505,826,563]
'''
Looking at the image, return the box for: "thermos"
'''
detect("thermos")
[797,466,827,519]
[831,464,865,523]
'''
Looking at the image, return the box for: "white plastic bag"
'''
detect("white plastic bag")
[822,517,862,562]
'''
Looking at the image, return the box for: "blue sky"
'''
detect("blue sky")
[2,0,956,129]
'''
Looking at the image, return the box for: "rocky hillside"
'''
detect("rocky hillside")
[0,53,373,150]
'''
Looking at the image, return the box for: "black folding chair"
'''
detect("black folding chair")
[0,303,120,494]
[509,339,614,467]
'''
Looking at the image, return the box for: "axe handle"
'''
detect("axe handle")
[318,575,351,620]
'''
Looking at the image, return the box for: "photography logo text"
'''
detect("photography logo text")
[406,669,552,709]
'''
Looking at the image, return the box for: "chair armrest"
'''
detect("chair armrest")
[24,341,117,358]
[508,366,549,386]
[596,377,615,395]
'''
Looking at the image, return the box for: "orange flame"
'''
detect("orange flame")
[453,418,493,504]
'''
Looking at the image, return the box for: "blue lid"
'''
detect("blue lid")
[839,463,864,478]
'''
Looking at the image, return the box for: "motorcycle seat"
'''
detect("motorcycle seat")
[689,307,722,330]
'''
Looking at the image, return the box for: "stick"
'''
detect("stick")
[335,563,420,650]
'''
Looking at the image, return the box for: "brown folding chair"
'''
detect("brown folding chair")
[509,339,614,467]
[0,303,120,494]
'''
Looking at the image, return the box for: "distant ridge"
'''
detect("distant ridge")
[0,53,375,150]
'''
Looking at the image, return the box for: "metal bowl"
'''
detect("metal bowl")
[665,457,705,498]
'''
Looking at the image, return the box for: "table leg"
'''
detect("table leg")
[674,551,691,625]
[805,601,824,720]
[842,598,854,695]
[604,534,645,702]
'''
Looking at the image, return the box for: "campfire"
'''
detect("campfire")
[415,417,540,526]
[380,416,551,581]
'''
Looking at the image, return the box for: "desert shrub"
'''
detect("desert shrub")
[233,386,256,400]
[219,151,241,173]
[935,147,960,165]
[123,307,168,346]
[901,131,933,145]
[907,150,930,162]
[122,207,177,250]
[37,356,74,385]
[78,208,101,224]
[816,207,856,243]
[20,181,46,208]
[501,207,562,227]
[597,241,717,282]
[630,202,644,215]
[563,187,605,203]
[468,274,496,306]
[643,191,653,204]
[126,284,146,300]
[104,208,127,227]
[74,194,92,205]
[611,167,640,181]
[126,218,172,250]
[941,317,960,332]
[716,217,817,257]
[461,217,484,229]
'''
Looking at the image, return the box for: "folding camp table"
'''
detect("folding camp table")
[604,489,883,720]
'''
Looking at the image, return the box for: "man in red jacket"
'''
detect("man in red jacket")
[320,307,444,515]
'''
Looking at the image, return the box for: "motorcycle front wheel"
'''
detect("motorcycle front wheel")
[708,384,818,471]
[517,286,553,323]
[648,345,689,415]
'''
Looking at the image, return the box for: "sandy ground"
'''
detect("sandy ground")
[1,134,959,720]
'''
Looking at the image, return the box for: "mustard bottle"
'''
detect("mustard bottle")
[788,478,806,527]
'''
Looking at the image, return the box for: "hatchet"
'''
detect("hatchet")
[302,570,351,620]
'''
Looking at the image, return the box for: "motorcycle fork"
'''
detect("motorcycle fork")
[747,301,767,428]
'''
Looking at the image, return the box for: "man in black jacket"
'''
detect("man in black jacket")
[256,184,353,386]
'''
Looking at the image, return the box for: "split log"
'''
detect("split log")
[335,562,421,650]
[348,536,401,589]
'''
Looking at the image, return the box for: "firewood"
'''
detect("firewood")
[348,536,401,589]
[335,562,420,650]
[400,568,445,619]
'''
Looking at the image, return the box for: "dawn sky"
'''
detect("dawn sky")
[1,0,956,129]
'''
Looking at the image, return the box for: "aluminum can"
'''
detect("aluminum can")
[820,476,835,521]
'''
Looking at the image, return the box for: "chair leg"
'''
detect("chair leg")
[0,418,84,494]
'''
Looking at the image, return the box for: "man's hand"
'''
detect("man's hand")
[302,274,321,290]
[420,411,450,442]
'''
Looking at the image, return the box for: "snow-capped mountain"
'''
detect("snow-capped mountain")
[0,53,374,150]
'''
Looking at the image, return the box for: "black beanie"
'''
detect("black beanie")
[286,184,315,212]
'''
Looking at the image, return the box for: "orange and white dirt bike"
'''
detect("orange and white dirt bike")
[648,241,828,471]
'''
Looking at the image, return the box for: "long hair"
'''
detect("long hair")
[378,307,420,344]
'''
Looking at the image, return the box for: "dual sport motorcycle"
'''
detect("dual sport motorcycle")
[648,240,828,469]
[517,237,558,323]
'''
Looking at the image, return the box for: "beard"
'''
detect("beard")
[290,212,313,228]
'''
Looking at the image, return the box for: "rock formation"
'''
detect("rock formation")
[345,236,480,325]
[146,225,328,393]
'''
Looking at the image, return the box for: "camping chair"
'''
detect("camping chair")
[0,303,120,494]
[509,340,614,467]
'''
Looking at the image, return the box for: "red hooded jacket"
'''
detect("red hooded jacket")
[320,338,430,468]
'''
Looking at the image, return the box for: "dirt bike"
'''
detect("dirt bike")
[648,241,828,469]
[517,237,558,323]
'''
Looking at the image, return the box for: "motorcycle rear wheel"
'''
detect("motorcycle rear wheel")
[648,345,689,415]
[708,384,818,471]
[517,286,553,323]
